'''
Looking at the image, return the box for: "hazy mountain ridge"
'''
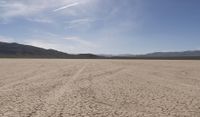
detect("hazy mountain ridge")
[111,51,200,60]
[145,51,200,57]
[0,42,200,59]
[0,42,100,59]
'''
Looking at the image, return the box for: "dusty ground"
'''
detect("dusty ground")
[0,59,200,117]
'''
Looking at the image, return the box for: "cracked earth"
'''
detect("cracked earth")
[0,59,200,117]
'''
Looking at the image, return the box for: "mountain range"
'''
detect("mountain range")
[0,41,200,59]
[0,42,100,59]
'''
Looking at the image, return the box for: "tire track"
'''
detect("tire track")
[59,67,129,116]
[46,64,87,102]
[75,67,125,89]
[30,64,87,117]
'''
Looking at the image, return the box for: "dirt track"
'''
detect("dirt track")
[0,59,200,117]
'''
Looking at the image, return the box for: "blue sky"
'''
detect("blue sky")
[0,0,199,54]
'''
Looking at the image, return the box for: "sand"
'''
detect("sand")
[0,59,200,117]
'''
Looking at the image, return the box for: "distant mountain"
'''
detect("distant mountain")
[111,51,200,59]
[145,51,200,57]
[0,42,100,59]
[0,41,200,59]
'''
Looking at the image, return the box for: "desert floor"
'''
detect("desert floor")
[0,59,200,117]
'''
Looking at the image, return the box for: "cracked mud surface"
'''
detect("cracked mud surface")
[0,59,200,117]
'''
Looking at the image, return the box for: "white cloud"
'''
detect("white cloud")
[0,1,44,19]
[25,39,57,49]
[64,36,80,41]
[64,36,96,48]
[53,2,79,12]
[0,35,14,42]
[68,18,94,24]
[23,31,98,53]
[65,18,95,30]
[27,17,53,23]
[0,0,95,22]
[25,38,98,54]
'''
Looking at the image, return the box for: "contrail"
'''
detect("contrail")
[53,2,79,12]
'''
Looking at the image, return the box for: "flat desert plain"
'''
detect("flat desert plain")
[0,59,200,117]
